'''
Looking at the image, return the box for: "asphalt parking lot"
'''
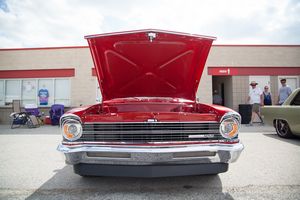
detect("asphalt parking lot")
[0,124,300,200]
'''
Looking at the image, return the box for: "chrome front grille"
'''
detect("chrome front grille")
[78,122,222,143]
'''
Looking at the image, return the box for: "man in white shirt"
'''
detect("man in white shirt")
[247,81,263,125]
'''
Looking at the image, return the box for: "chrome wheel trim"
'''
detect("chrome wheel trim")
[275,120,289,136]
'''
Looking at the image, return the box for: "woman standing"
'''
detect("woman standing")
[263,86,272,105]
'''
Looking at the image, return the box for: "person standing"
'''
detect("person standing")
[213,90,223,105]
[263,86,272,105]
[278,78,292,105]
[247,81,263,125]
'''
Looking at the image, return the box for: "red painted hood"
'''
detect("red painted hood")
[85,29,215,101]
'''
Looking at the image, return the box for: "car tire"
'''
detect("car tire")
[275,119,294,138]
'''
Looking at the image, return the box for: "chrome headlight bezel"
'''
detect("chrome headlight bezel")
[219,112,241,139]
[60,114,82,141]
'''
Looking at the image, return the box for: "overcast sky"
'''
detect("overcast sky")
[0,0,299,48]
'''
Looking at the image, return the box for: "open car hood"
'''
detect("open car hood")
[85,29,215,101]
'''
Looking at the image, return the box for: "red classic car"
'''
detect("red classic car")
[57,29,244,177]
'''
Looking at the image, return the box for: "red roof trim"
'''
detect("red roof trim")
[208,67,300,76]
[1,44,300,51]
[0,68,75,78]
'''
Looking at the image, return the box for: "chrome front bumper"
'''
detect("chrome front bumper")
[57,142,244,165]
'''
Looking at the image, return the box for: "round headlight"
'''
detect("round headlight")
[61,120,82,141]
[219,118,239,139]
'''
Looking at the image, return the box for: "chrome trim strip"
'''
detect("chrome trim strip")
[188,134,215,138]
[58,142,243,153]
[57,142,244,165]
[61,139,239,146]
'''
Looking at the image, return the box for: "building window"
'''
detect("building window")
[5,80,21,104]
[22,79,37,105]
[0,80,4,106]
[38,79,53,106]
[0,78,71,107]
[54,79,70,106]
[278,76,299,92]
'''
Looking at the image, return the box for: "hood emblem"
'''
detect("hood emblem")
[147,32,156,42]
[146,118,158,122]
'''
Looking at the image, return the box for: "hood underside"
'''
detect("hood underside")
[85,29,215,101]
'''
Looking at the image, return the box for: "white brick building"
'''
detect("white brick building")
[0,45,299,123]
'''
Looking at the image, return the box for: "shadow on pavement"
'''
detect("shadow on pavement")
[26,165,234,200]
[0,125,60,135]
[263,133,300,146]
